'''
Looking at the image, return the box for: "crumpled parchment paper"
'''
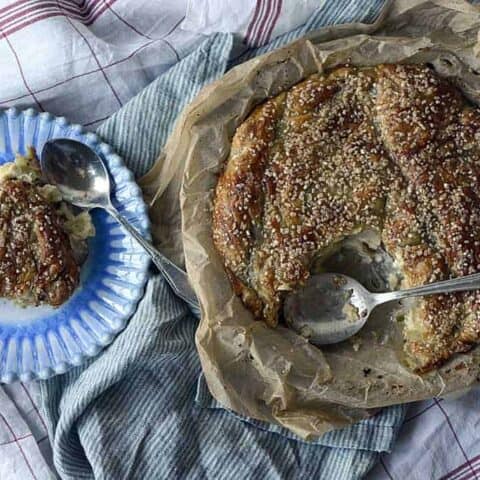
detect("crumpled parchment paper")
[140,0,480,438]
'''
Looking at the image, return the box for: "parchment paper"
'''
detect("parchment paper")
[140,0,480,439]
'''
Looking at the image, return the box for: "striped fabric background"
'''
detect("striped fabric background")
[0,1,119,36]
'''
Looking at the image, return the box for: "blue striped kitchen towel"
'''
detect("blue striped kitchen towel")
[39,1,407,479]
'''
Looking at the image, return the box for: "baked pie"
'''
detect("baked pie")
[213,64,480,372]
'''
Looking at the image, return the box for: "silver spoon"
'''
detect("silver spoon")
[284,272,480,345]
[40,138,199,312]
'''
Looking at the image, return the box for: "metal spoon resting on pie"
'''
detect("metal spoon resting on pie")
[283,272,480,345]
[40,139,480,345]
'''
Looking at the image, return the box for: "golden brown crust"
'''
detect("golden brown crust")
[212,63,480,372]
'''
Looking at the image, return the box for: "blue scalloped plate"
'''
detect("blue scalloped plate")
[0,108,151,383]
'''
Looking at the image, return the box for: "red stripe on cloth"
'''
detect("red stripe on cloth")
[54,0,91,16]
[159,15,186,61]
[434,399,478,480]
[455,465,480,480]
[0,1,79,26]
[255,0,274,46]
[455,463,480,480]
[160,15,186,61]
[263,0,282,44]
[74,0,87,9]
[0,0,115,38]
[0,414,38,480]
[0,0,100,29]
[0,6,85,32]
[58,0,123,107]
[245,0,263,45]
[0,26,44,111]
[163,38,179,62]
[60,0,105,21]
[0,0,45,17]
[67,0,95,14]
[0,433,33,446]
[84,0,115,26]
[165,14,186,36]
[404,400,438,423]
[0,0,28,16]
[380,456,394,480]
[44,0,100,17]
[0,11,64,37]
[65,0,109,26]
[0,38,158,105]
[20,383,47,432]
[84,113,112,126]
[256,0,276,46]
[0,13,182,106]
[101,0,151,39]
[250,0,271,46]
[442,455,480,480]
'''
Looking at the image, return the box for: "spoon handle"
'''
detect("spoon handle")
[106,206,200,312]
[373,272,480,305]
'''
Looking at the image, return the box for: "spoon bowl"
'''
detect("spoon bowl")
[284,273,374,344]
[41,139,111,209]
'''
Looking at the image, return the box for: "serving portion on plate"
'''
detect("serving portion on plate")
[0,109,150,382]
[213,63,480,374]
[0,148,94,308]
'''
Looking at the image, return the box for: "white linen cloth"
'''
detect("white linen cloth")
[0,1,479,479]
